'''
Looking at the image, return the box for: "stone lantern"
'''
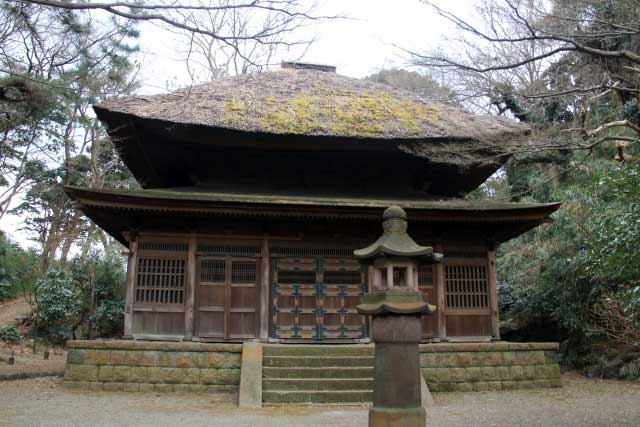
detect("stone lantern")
[355,206,441,427]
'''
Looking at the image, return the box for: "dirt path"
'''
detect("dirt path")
[0,296,65,380]
[1,375,639,427]
[0,296,31,326]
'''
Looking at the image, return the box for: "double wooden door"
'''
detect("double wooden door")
[196,257,259,340]
[271,256,367,341]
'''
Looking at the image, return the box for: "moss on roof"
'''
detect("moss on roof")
[95,69,529,143]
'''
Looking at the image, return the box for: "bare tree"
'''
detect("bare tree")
[0,1,139,266]
[409,0,640,156]
[175,0,319,80]
[8,0,331,72]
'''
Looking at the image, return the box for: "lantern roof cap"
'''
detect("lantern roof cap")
[354,206,436,260]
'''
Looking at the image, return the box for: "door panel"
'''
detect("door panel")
[418,264,437,340]
[196,257,258,340]
[272,256,367,341]
[196,257,225,338]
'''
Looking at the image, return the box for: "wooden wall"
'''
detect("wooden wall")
[123,232,499,342]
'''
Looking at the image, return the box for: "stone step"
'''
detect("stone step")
[263,345,373,357]
[263,366,374,379]
[264,378,373,391]
[263,390,373,404]
[263,356,374,368]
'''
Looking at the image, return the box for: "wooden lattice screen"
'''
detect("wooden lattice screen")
[444,261,489,309]
[135,257,186,304]
[197,240,261,257]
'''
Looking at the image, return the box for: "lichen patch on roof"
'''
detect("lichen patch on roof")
[222,91,442,138]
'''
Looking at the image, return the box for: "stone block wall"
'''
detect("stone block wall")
[419,342,561,392]
[64,340,562,396]
[63,340,242,393]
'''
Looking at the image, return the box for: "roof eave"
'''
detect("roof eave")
[64,186,561,222]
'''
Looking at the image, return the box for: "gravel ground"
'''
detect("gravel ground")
[0,374,639,427]
[0,343,66,381]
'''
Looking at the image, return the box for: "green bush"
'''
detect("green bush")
[0,231,40,301]
[0,235,12,300]
[72,253,125,337]
[0,324,21,344]
[33,268,83,341]
[497,157,640,364]
[24,250,126,342]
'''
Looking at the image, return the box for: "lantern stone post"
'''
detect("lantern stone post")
[355,206,442,427]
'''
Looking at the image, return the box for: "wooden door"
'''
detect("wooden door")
[417,264,437,340]
[271,256,366,341]
[196,257,259,340]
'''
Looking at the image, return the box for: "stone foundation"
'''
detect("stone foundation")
[420,342,561,392]
[63,340,241,394]
[63,341,562,397]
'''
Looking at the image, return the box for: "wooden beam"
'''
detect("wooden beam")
[224,256,231,340]
[123,239,138,338]
[259,239,270,340]
[434,242,447,342]
[487,250,501,340]
[184,236,197,341]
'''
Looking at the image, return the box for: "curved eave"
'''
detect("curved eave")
[64,186,561,245]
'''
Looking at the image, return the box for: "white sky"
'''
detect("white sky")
[0,0,478,248]
[136,0,477,90]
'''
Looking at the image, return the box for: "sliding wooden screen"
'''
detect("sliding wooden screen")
[131,238,188,336]
[444,253,491,337]
[195,239,261,340]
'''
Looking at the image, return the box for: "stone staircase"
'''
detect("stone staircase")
[262,345,374,405]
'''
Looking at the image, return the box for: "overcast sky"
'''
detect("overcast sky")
[136,0,476,91]
[0,0,478,248]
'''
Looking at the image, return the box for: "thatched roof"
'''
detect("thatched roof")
[95,68,529,143]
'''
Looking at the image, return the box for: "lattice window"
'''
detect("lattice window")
[135,257,186,304]
[138,241,188,252]
[232,261,257,284]
[445,263,489,309]
[200,259,225,282]
[197,241,261,256]
[271,246,357,257]
[445,250,487,259]
[392,267,408,287]
[418,265,434,287]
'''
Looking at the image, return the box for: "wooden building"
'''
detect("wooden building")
[65,63,560,344]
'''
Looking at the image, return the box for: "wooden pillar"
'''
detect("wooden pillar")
[434,242,446,342]
[259,239,270,340]
[487,250,501,340]
[123,239,137,338]
[184,236,197,341]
